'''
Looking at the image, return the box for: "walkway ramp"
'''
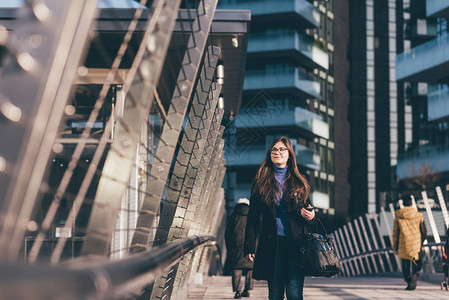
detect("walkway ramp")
[188,275,449,299]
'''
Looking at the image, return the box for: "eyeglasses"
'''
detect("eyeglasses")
[270,147,288,154]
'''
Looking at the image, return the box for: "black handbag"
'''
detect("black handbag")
[298,218,341,277]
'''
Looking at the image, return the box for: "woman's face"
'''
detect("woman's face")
[270,141,289,168]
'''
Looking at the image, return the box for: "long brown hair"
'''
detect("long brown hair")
[252,136,310,208]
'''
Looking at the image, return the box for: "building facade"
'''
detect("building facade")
[219,0,351,222]
[349,0,406,214]
[396,0,449,192]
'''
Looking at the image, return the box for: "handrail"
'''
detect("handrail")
[0,235,214,300]
[339,242,444,262]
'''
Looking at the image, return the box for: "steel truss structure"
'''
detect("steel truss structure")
[0,0,249,299]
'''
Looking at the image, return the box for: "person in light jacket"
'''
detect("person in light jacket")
[244,136,315,300]
[392,195,427,290]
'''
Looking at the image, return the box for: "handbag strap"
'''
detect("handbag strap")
[308,217,328,236]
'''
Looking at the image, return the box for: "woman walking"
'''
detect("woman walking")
[244,136,315,300]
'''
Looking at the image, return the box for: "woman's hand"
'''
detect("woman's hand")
[246,254,255,262]
[301,205,315,221]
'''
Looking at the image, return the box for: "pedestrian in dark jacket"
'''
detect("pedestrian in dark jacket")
[225,197,253,299]
[244,136,315,300]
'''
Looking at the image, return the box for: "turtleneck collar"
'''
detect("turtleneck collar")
[274,165,288,176]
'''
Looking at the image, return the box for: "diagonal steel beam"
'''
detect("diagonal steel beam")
[200,138,226,239]
[196,184,225,277]
[201,140,225,234]
[185,124,224,282]
[188,111,224,237]
[0,0,99,262]
[155,83,221,298]
[194,131,225,234]
[130,0,218,255]
[150,47,220,250]
[206,164,226,235]
[81,0,182,256]
[152,103,223,300]
[176,83,221,238]
[143,55,219,300]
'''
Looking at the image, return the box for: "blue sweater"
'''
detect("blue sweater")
[274,166,290,236]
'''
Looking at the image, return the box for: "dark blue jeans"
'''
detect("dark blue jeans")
[268,237,305,300]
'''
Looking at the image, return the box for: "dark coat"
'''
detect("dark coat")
[224,203,254,272]
[244,186,314,281]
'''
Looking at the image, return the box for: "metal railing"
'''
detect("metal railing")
[333,185,449,277]
[0,236,214,300]
[0,0,238,299]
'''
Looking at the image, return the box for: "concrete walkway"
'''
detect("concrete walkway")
[187,275,449,299]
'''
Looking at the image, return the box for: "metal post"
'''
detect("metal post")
[343,225,364,275]
[422,191,439,274]
[412,193,435,273]
[347,222,367,274]
[422,191,441,244]
[380,207,400,271]
[436,186,449,229]
[0,0,99,262]
[410,195,417,209]
[365,214,386,272]
[352,219,373,274]
[81,0,182,257]
[337,228,357,276]
[388,203,396,222]
[332,230,350,276]
[372,212,393,272]
[358,216,378,274]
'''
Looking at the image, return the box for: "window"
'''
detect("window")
[367,6,374,21]
[327,19,333,44]
[328,83,334,108]
[328,115,334,140]
[319,13,326,39]
[320,79,327,105]
[328,0,334,12]
[320,145,326,172]
[327,148,334,174]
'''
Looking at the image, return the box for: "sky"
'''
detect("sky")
[0,0,144,8]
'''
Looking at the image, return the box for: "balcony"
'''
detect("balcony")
[225,142,320,170]
[427,85,449,121]
[248,31,329,70]
[405,19,437,42]
[234,106,329,139]
[295,143,321,170]
[219,0,319,28]
[406,83,428,99]
[427,0,449,18]
[397,144,449,179]
[396,34,449,82]
[243,68,320,99]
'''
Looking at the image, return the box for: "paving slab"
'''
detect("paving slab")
[187,275,449,299]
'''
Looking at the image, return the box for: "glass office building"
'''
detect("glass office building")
[396,0,449,190]
[219,0,339,217]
